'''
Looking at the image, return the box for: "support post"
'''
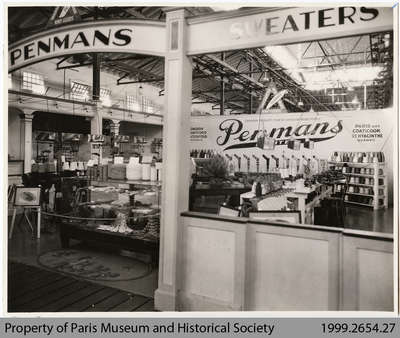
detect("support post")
[91,52,102,135]
[110,119,121,154]
[92,53,101,101]
[90,102,103,164]
[19,111,34,173]
[155,8,192,311]
[90,102,103,135]
[249,60,254,113]
[220,52,225,115]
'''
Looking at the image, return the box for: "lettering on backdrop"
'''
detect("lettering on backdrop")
[9,27,133,67]
[230,7,379,39]
[210,118,344,151]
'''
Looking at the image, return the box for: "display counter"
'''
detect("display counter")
[189,173,337,225]
[177,211,393,311]
[58,214,159,265]
[52,177,161,265]
[91,179,162,188]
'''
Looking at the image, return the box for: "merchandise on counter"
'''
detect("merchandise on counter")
[142,164,151,180]
[252,155,260,173]
[289,155,297,178]
[155,162,162,181]
[114,156,124,164]
[270,155,278,172]
[243,154,251,172]
[150,166,157,181]
[234,154,242,172]
[89,186,120,202]
[126,157,142,180]
[108,163,127,180]
[310,156,319,175]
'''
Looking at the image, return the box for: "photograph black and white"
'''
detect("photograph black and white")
[5,4,397,313]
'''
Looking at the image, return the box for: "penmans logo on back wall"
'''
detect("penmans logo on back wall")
[190,111,393,169]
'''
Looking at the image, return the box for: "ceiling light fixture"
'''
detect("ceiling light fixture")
[210,5,242,12]
[261,72,269,83]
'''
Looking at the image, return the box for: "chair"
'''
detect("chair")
[318,177,349,226]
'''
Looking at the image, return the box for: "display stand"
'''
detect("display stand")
[9,205,41,239]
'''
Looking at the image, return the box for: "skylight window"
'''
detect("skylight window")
[100,88,112,107]
[127,95,141,111]
[71,81,90,101]
[22,71,45,94]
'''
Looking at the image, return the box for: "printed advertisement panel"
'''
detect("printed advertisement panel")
[190,110,393,173]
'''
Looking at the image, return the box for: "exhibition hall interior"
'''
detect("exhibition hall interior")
[6,5,395,312]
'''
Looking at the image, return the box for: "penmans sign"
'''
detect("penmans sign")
[8,20,166,72]
[190,111,393,171]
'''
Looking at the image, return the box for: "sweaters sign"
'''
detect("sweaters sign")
[187,7,392,54]
[190,111,393,161]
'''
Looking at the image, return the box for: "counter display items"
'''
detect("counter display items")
[5,4,396,315]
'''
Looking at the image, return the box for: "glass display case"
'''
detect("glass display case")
[57,180,161,265]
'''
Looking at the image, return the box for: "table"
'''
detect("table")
[243,183,332,224]
[189,186,250,212]
[286,184,332,224]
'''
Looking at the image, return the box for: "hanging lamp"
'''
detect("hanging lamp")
[256,89,287,150]
[304,138,314,149]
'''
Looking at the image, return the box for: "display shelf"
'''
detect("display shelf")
[348,183,386,188]
[330,157,388,210]
[343,173,385,178]
[328,161,385,168]
[346,192,374,197]
[345,201,374,207]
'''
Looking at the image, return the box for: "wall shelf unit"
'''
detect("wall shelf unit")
[329,161,388,210]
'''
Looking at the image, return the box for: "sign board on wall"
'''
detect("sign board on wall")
[8,20,166,72]
[187,6,393,54]
[190,111,393,172]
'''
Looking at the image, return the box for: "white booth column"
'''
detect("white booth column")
[90,101,103,135]
[155,8,192,311]
[110,119,120,136]
[19,111,34,174]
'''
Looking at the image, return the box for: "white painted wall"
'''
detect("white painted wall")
[342,235,394,311]
[180,216,246,310]
[8,109,22,160]
[176,215,394,312]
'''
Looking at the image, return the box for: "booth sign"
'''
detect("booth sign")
[8,20,166,72]
[190,110,393,161]
[187,6,393,54]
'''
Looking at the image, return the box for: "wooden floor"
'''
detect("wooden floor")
[8,261,154,312]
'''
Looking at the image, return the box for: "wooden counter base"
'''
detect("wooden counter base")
[59,222,159,266]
